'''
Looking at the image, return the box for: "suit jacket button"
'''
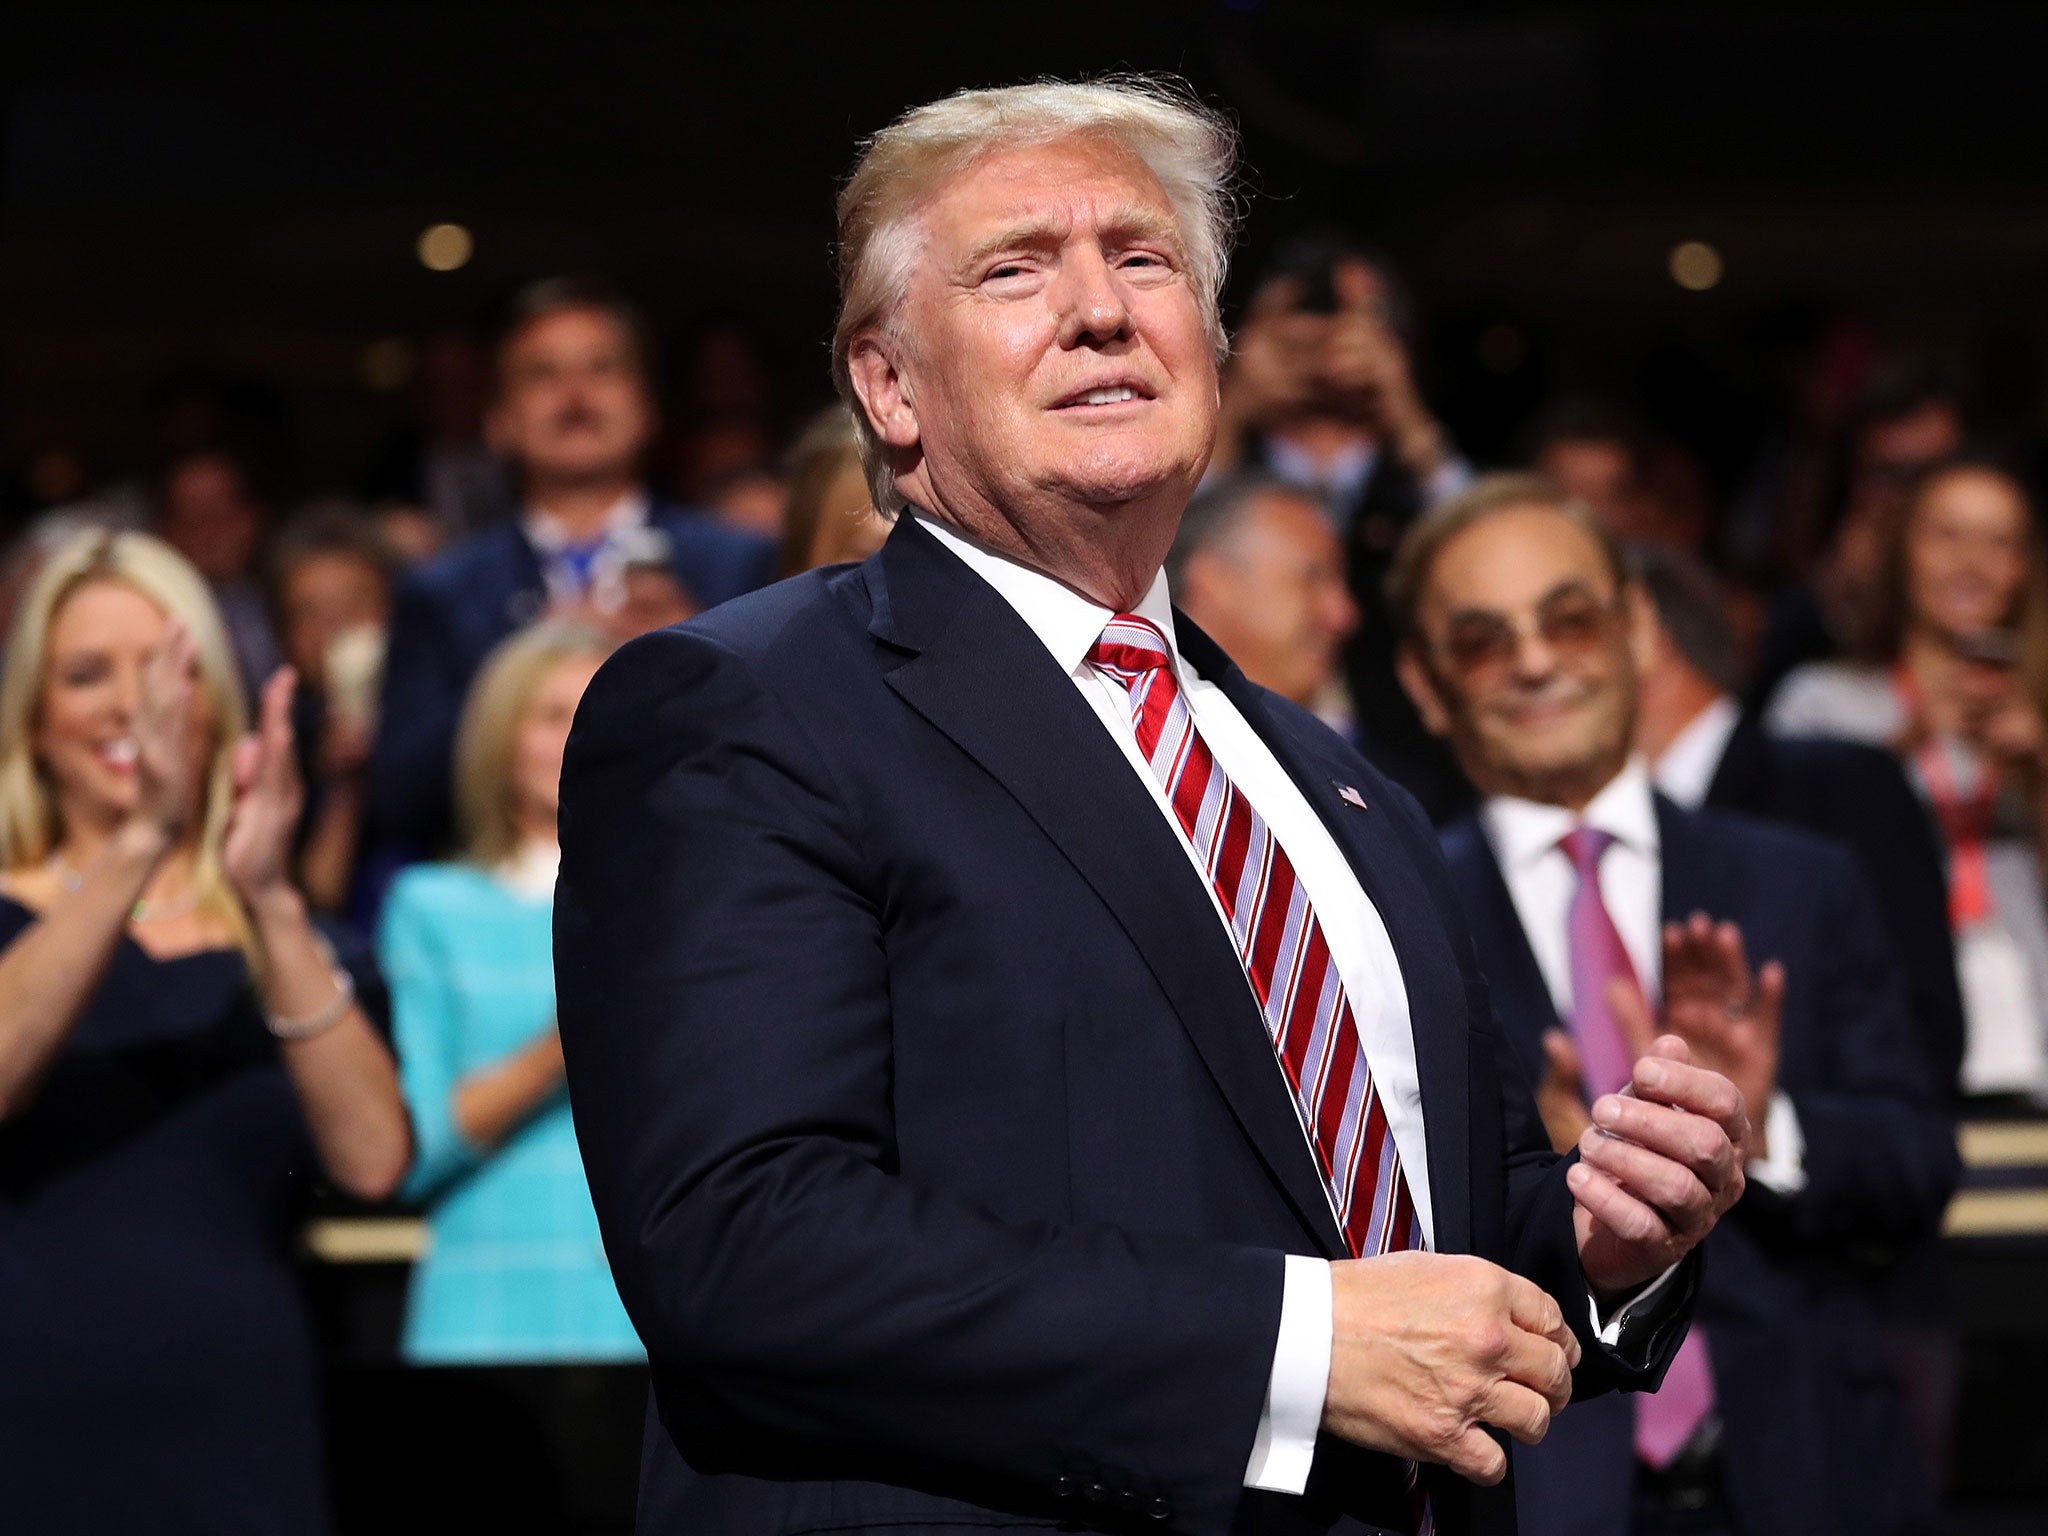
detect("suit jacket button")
[1052,1475,1077,1501]
[1147,1496,1174,1521]
[1084,1481,1109,1504]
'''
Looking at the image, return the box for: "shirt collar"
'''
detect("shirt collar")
[1652,694,1741,811]
[1482,755,1661,873]
[915,512,1181,679]
[525,488,649,552]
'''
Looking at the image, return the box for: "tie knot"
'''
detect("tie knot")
[1559,824,1615,877]
[1089,614,1172,683]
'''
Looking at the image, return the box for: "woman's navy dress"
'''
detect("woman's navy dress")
[0,896,330,1533]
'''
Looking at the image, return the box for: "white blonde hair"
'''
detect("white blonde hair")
[453,621,613,867]
[0,529,256,959]
[830,75,1240,514]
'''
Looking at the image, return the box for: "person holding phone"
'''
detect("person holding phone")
[1208,235,1477,818]
[1771,454,2048,1100]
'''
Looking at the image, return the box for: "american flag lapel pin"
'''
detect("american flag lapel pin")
[1332,780,1368,811]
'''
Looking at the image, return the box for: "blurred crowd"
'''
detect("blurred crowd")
[0,234,2043,1530]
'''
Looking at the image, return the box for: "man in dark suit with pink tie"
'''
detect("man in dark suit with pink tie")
[1392,475,1959,1536]
[555,79,1754,1536]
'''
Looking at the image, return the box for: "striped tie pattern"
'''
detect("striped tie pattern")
[1089,615,1422,1260]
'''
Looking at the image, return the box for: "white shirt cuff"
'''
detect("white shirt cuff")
[1746,1090,1807,1194]
[1245,1254,1332,1492]
[1589,1259,1683,1348]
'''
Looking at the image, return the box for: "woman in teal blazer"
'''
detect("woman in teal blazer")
[381,621,639,1362]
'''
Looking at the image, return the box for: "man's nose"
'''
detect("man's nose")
[1508,625,1562,682]
[1055,249,1132,348]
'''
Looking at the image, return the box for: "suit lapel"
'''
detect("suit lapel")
[1181,620,1474,1256]
[1440,822,1562,1076]
[867,519,1347,1257]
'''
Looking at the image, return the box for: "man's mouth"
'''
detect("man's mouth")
[96,738,139,773]
[1053,380,1155,409]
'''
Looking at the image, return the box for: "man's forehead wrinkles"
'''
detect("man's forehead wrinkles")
[1443,577,1603,625]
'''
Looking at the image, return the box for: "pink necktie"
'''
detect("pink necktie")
[1560,826,1716,1468]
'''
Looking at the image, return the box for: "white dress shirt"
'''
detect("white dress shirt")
[1482,758,1805,1192]
[918,517,1421,1493]
[1651,695,1741,811]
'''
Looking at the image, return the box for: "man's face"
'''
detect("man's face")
[1399,505,1652,805]
[1180,490,1358,708]
[489,307,653,489]
[158,455,262,585]
[857,135,1217,562]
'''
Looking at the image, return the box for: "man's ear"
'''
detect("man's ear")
[1396,643,1454,739]
[846,335,920,452]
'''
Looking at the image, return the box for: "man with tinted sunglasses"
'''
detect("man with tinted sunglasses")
[1391,474,1958,1536]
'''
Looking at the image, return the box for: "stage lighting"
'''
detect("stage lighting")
[1668,241,1723,292]
[416,223,474,272]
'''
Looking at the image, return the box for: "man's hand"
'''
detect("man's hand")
[1655,913,1784,1154]
[1570,1029,1749,1301]
[1323,1252,1581,1486]
[1536,1029,1594,1155]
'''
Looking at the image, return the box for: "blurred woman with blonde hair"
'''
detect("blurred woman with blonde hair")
[775,405,889,578]
[381,620,638,1364]
[0,528,410,1531]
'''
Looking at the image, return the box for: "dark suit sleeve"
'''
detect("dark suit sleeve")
[555,626,1282,1534]
[365,573,466,858]
[1753,845,1961,1252]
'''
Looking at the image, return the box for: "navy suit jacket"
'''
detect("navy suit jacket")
[1705,716,1965,1095]
[554,515,1691,1536]
[367,499,773,860]
[1439,802,1960,1536]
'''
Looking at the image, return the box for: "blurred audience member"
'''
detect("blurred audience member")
[153,445,282,698]
[369,277,775,863]
[269,505,397,921]
[361,328,513,541]
[1771,456,2048,1100]
[1393,475,1956,1536]
[775,407,886,577]
[1213,234,1473,817]
[1167,472,1359,730]
[372,500,449,567]
[1528,398,1710,553]
[383,621,639,1362]
[1633,547,1971,1485]
[1636,545,1964,1091]
[1754,369,1966,701]
[0,529,409,1531]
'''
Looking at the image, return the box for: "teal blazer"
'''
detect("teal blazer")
[383,862,640,1363]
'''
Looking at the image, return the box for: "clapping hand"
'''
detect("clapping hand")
[221,668,306,905]
[129,622,204,846]
[1567,914,1762,1298]
[1535,1029,1594,1155]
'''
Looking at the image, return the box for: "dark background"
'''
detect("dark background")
[6,2,2048,507]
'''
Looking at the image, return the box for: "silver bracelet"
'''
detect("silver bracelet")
[266,952,356,1041]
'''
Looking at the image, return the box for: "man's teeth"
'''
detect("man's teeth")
[1078,386,1137,405]
[101,740,138,765]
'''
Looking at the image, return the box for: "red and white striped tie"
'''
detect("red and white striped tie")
[1089,615,1422,1259]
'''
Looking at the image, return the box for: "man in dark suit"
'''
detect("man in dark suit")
[1631,543,1966,1482]
[1632,544,1964,1092]
[1390,474,1960,1536]
[366,277,775,861]
[556,80,1754,1536]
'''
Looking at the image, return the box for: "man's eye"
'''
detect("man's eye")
[986,263,1028,282]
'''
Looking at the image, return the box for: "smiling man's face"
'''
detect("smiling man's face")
[851,134,1218,605]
